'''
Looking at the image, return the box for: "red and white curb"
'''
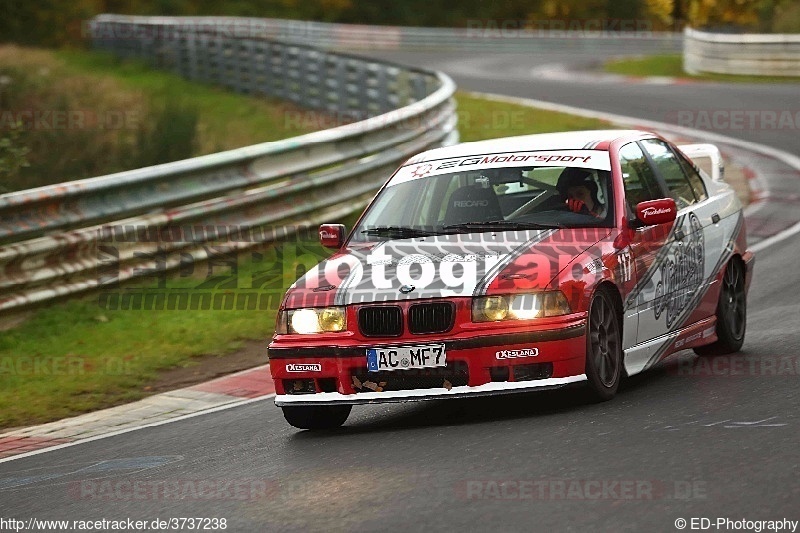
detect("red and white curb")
[0,365,276,462]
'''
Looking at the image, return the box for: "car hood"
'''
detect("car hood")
[283,228,611,308]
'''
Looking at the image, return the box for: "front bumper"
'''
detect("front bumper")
[269,318,588,406]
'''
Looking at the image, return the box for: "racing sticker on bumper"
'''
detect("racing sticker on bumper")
[286,363,322,372]
[496,348,540,360]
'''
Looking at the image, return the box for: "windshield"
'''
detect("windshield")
[351,165,614,242]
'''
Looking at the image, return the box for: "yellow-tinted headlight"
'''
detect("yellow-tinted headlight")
[543,291,572,317]
[319,307,346,332]
[472,296,509,322]
[478,296,508,321]
[473,292,571,322]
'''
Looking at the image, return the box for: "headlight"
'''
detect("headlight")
[278,307,347,334]
[477,295,509,321]
[472,291,571,322]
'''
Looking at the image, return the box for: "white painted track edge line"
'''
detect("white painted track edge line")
[0,394,274,464]
[751,222,800,253]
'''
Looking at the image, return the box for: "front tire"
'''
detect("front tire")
[584,289,623,401]
[281,405,351,430]
[695,259,746,356]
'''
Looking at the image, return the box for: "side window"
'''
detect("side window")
[641,139,696,209]
[619,142,662,212]
[674,151,709,203]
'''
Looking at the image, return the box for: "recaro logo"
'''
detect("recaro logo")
[453,200,489,208]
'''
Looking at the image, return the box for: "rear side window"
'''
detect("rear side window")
[674,150,709,203]
[618,142,662,212]
[641,139,697,209]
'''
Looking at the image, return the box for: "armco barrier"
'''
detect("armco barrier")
[0,15,457,314]
[86,15,683,54]
[684,27,800,77]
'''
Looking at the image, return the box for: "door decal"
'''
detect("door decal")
[653,212,705,328]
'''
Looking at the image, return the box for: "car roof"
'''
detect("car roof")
[404,129,653,166]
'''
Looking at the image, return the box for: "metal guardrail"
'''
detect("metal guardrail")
[85,15,683,54]
[326,24,682,54]
[684,27,800,76]
[0,15,458,314]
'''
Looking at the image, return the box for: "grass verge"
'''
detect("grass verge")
[0,46,327,192]
[0,227,346,429]
[0,89,611,429]
[604,54,800,83]
[455,92,610,141]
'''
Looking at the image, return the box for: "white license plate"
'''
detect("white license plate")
[366,344,446,372]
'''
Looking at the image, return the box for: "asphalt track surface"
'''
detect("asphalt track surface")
[2,47,800,532]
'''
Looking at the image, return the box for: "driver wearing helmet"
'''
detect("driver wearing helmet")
[556,168,606,219]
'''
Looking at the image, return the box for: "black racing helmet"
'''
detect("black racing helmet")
[556,167,600,205]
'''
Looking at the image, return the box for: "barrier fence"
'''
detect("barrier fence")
[0,15,458,314]
[85,15,684,54]
[684,27,800,77]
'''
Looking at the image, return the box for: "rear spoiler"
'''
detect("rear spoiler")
[678,143,724,182]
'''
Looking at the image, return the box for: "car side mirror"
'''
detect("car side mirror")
[319,224,346,249]
[631,198,677,228]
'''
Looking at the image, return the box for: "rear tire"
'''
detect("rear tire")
[281,405,351,430]
[584,289,622,401]
[694,259,746,356]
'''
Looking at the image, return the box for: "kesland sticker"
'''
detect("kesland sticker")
[496,348,540,360]
[286,363,322,372]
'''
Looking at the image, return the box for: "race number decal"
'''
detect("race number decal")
[617,251,633,283]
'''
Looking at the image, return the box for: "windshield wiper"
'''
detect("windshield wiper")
[361,226,435,238]
[442,220,564,231]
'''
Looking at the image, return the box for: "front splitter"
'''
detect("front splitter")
[274,374,587,406]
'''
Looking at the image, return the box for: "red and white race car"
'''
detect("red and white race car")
[268,130,754,429]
